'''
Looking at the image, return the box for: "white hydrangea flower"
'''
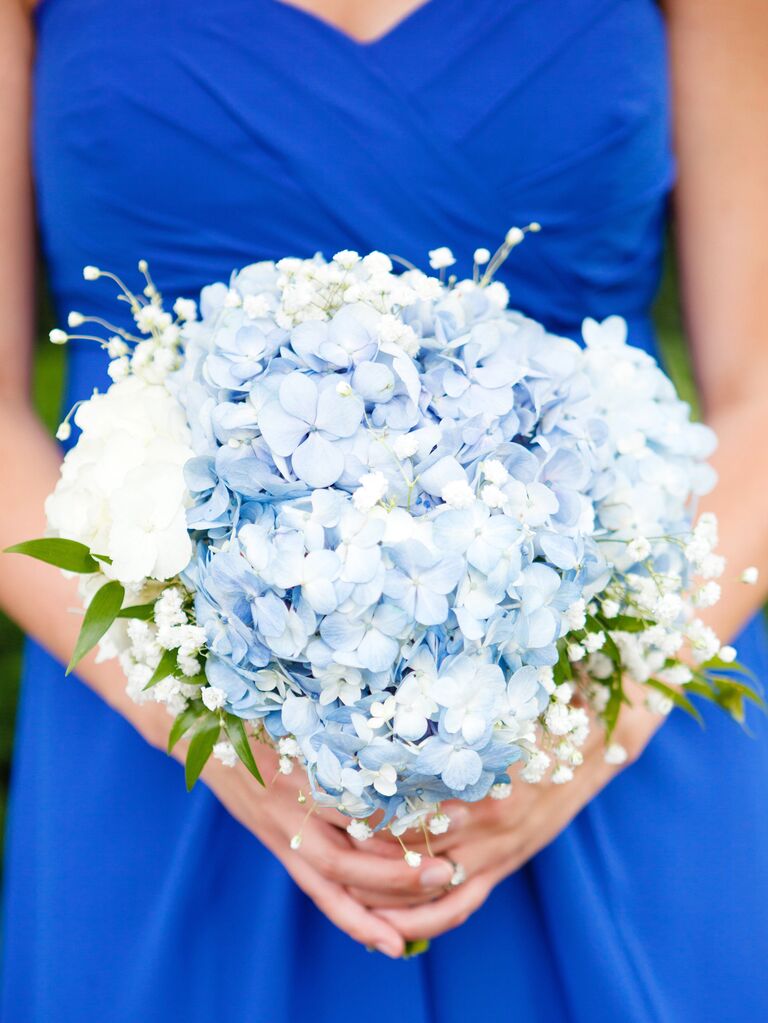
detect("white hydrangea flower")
[45,376,193,586]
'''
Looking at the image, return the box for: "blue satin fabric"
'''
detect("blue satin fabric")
[3,2,768,1020]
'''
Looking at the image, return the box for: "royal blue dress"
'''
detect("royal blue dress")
[4,1,768,1020]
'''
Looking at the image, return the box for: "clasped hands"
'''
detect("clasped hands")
[202,678,663,959]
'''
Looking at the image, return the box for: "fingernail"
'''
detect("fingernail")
[420,861,453,888]
[375,941,402,959]
[448,806,470,828]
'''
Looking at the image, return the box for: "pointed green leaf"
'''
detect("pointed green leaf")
[646,678,703,726]
[4,537,99,573]
[116,602,156,621]
[66,580,125,675]
[143,648,178,690]
[606,614,654,633]
[168,701,207,754]
[223,712,265,786]
[185,716,222,790]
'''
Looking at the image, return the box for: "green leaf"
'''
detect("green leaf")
[223,712,265,786]
[116,602,156,621]
[606,614,654,633]
[707,676,766,710]
[4,537,100,574]
[645,678,703,726]
[143,648,178,691]
[66,580,125,675]
[168,701,207,754]
[92,552,113,566]
[403,939,430,958]
[185,716,222,791]
[603,679,624,739]
[554,642,573,684]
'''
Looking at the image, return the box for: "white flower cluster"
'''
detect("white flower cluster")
[45,376,194,585]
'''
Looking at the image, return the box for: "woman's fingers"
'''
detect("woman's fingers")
[346,885,446,908]
[284,855,405,958]
[295,825,455,896]
[374,871,495,941]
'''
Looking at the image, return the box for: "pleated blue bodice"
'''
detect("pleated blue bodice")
[3,2,768,1021]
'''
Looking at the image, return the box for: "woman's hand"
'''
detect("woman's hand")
[197,744,454,956]
[367,683,664,938]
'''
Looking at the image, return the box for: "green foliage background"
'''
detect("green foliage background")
[0,254,693,860]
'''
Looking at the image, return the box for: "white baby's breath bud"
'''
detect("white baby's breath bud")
[482,459,509,485]
[212,740,237,768]
[290,834,302,850]
[741,566,759,585]
[583,630,606,653]
[505,226,525,247]
[545,702,572,736]
[353,470,388,511]
[700,553,725,579]
[107,356,130,381]
[490,782,513,800]
[646,689,674,716]
[719,645,737,663]
[480,483,507,509]
[55,421,72,441]
[404,850,422,868]
[563,598,587,631]
[49,328,69,345]
[393,433,419,459]
[626,536,651,562]
[551,764,574,784]
[537,665,556,694]
[67,311,85,328]
[441,479,475,508]
[520,749,551,783]
[567,642,586,662]
[362,251,393,274]
[82,265,101,280]
[428,246,456,270]
[347,819,373,841]
[106,336,129,358]
[173,297,197,322]
[201,685,227,711]
[278,756,294,775]
[604,743,628,766]
[473,247,491,265]
[428,812,451,833]
[601,599,620,619]
[485,281,509,309]
[333,249,360,269]
[554,682,573,704]
[694,581,721,608]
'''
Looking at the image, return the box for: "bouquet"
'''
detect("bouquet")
[9,229,761,866]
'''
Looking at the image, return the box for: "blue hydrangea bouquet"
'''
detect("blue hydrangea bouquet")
[8,229,760,864]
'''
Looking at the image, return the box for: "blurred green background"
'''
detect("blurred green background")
[0,252,694,861]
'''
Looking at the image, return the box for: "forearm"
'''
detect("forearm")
[697,395,768,643]
[0,399,171,749]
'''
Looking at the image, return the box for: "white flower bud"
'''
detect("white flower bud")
[347,820,373,842]
[82,265,101,280]
[427,812,452,833]
[490,782,513,800]
[473,247,491,265]
[604,743,628,766]
[49,328,69,345]
[505,227,525,247]
[427,246,456,270]
[740,566,759,585]
[404,850,422,868]
[55,421,72,441]
[289,834,302,850]
[201,685,227,711]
